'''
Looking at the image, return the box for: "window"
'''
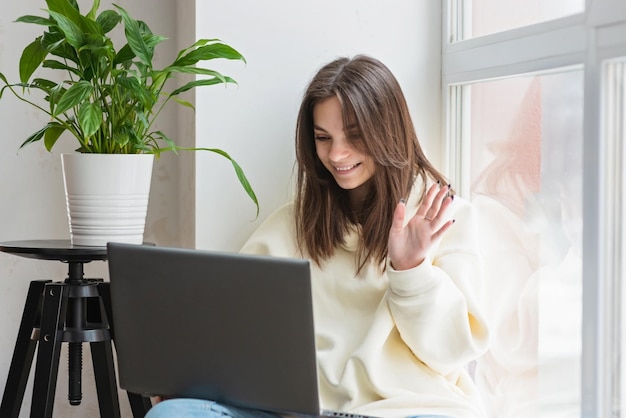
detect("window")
[453,0,584,40]
[466,70,584,417]
[443,1,626,416]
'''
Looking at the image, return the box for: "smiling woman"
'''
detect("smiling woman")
[146,55,490,418]
[250,54,488,416]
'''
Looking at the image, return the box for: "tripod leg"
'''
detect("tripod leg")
[0,280,49,418]
[92,282,122,417]
[91,340,122,418]
[128,392,153,418]
[98,282,151,417]
[30,283,68,418]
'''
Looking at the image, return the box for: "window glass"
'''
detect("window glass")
[463,0,584,39]
[468,70,584,417]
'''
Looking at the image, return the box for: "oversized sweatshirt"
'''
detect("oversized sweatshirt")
[240,184,490,418]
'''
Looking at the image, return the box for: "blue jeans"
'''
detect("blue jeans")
[145,398,453,418]
[145,399,280,418]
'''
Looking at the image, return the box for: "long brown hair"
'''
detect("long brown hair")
[295,55,447,273]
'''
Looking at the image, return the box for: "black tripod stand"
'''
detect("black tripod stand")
[0,240,151,418]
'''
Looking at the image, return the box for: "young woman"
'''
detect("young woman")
[146,55,490,418]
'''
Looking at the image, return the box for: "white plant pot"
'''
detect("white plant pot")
[61,153,154,246]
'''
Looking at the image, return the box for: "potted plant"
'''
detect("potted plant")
[0,0,258,245]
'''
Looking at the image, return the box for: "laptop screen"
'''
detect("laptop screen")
[107,242,320,416]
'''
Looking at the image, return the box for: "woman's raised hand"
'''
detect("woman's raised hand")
[388,183,455,271]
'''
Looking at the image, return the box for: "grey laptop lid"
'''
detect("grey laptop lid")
[107,242,320,416]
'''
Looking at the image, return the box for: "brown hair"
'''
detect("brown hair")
[294,55,448,273]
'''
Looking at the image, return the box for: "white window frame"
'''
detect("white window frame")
[441,1,626,416]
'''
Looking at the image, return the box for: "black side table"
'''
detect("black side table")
[0,240,152,418]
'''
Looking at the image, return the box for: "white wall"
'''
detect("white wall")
[0,1,441,417]
[194,0,443,252]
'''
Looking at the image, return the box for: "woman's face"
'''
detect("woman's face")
[313,96,376,193]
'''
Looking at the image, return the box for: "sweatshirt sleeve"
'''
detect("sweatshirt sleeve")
[386,198,490,376]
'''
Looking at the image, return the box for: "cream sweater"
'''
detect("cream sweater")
[240,187,490,418]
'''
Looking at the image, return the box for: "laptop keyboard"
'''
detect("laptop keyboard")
[321,409,378,418]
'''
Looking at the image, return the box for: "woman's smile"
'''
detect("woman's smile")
[333,162,362,173]
[313,96,375,191]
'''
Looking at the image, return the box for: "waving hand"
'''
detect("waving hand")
[388,183,455,271]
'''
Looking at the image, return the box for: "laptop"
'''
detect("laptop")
[107,242,375,418]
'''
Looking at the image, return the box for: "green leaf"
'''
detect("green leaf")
[144,34,167,49]
[80,33,114,60]
[164,66,228,83]
[116,75,154,108]
[174,38,220,61]
[114,4,153,66]
[42,32,79,64]
[96,10,121,34]
[46,0,82,26]
[113,43,135,66]
[149,70,169,93]
[45,0,101,35]
[43,123,66,151]
[173,43,246,67]
[196,147,259,217]
[48,82,66,111]
[54,80,92,116]
[15,15,55,25]
[172,96,195,110]
[68,0,80,11]
[78,102,102,138]
[32,78,58,88]
[170,76,236,96]
[230,158,259,217]
[47,10,84,49]
[41,30,64,46]
[136,20,154,36]
[19,125,49,149]
[78,15,104,37]
[163,145,258,216]
[42,59,80,76]
[87,0,100,20]
[112,130,129,147]
[29,81,57,110]
[19,38,48,83]
[152,130,176,149]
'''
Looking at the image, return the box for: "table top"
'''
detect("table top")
[0,239,108,263]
